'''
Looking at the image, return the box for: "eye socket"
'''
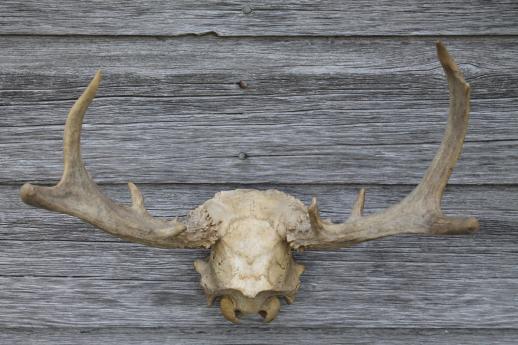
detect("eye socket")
[258,310,267,319]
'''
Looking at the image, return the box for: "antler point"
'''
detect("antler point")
[20,183,36,202]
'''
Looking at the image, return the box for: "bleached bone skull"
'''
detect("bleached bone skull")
[20,42,479,323]
[192,189,307,322]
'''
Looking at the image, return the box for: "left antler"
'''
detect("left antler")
[289,41,479,250]
[20,71,217,249]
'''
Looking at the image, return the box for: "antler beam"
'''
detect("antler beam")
[290,41,480,249]
[20,72,216,249]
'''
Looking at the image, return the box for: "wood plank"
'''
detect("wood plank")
[2,184,517,241]
[2,239,517,280]
[4,128,517,184]
[1,327,518,345]
[1,37,517,184]
[0,185,516,328]
[1,36,516,102]
[0,1,517,36]
[0,274,516,327]
[2,180,518,278]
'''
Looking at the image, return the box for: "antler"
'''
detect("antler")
[20,72,217,249]
[290,41,480,249]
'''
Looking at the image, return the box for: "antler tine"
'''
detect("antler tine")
[350,188,365,219]
[408,41,472,210]
[392,41,479,235]
[293,42,479,250]
[62,71,101,182]
[21,72,217,249]
[21,71,103,210]
[308,188,365,229]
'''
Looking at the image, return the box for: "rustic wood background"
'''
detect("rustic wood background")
[1,1,517,344]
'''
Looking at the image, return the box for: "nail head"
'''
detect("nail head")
[242,5,253,14]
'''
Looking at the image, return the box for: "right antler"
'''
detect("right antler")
[20,72,218,249]
[289,41,480,250]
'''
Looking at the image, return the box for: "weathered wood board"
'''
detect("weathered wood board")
[0,0,517,36]
[1,184,517,329]
[1,37,517,184]
[1,1,517,344]
[2,328,518,345]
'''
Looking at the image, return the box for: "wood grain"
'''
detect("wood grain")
[4,324,518,345]
[0,274,516,328]
[1,184,516,327]
[2,327,517,345]
[0,1,517,36]
[1,37,517,184]
[0,227,516,328]
[0,236,517,328]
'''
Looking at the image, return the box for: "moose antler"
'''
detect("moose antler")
[19,41,480,323]
[289,41,480,249]
[20,71,217,249]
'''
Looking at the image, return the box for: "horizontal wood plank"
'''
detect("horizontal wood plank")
[2,239,517,280]
[1,327,518,345]
[2,183,518,278]
[1,37,517,184]
[1,184,516,328]
[0,1,517,36]
[0,269,516,327]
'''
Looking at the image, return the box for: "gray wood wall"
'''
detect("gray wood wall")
[1,1,517,344]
